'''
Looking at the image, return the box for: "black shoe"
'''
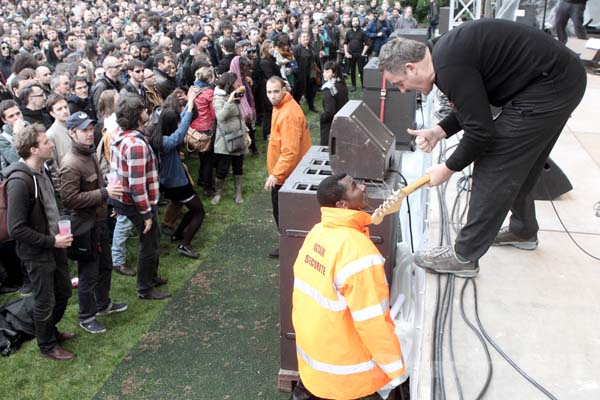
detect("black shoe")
[138,288,172,300]
[41,346,75,361]
[269,247,279,258]
[79,318,107,334]
[113,264,136,276]
[96,302,128,316]
[492,226,538,250]
[177,244,199,259]
[153,276,168,287]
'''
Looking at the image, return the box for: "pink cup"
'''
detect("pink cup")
[58,219,71,235]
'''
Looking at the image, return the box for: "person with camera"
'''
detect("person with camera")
[211,72,248,205]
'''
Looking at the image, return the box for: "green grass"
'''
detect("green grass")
[0,83,363,400]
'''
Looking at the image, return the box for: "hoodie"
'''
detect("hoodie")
[5,160,60,261]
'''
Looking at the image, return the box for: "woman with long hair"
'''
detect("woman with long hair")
[212,72,248,205]
[229,55,258,155]
[149,87,205,259]
[320,61,349,146]
[43,41,62,72]
[190,66,216,196]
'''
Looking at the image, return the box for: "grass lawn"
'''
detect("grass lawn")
[0,84,362,400]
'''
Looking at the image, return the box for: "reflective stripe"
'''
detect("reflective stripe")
[334,254,386,288]
[351,299,389,322]
[294,278,347,312]
[297,345,376,375]
[380,359,405,374]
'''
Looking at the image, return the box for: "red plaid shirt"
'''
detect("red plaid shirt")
[110,129,159,216]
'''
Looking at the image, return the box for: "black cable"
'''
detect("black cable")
[395,172,416,254]
[470,279,560,400]
[541,175,600,261]
[459,279,493,400]
[431,274,442,399]
[447,275,464,400]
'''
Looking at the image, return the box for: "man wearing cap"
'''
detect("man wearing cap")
[60,112,128,334]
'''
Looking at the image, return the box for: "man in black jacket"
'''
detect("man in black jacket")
[120,59,148,109]
[152,52,177,101]
[91,56,123,111]
[19,83,54,129]
[379,19,586,277]
[344,16,369,91]
[292,31,318,112]
[5,123,75,360]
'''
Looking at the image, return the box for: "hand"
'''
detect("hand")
[264,175,278,191]
[281,58,290,65]
[106,183,124,199]
[54,233,73,248]
[345,52,352,59]
[245,76,253,87]
[228,91,237,103]
[143,218,153,234]
[407,125,447,153]
[426,163,455,187]
[319,50,325,58]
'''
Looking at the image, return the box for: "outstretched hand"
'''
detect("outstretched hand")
[407,125,447,153]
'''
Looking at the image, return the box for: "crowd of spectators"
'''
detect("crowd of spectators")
[0,0,426,359]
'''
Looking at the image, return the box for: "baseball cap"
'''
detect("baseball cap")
[66,112,95,130]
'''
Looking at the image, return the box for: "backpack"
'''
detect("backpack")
[0,170,34,243]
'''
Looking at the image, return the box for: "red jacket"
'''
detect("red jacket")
[190,87,215,132]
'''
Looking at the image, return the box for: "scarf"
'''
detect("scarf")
[229,56,256,123]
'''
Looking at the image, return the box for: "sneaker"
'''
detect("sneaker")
[177,244,199,259]
[19,284,33,297]
[492,227,538,250]
[79,318,107,334]
[414,246,479,278]
[96,302,128,316]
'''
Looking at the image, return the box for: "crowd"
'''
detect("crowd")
[0,0,426,362]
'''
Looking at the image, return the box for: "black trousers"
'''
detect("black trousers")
[77,220,113,322]
[555,1,588,44]
[293,76,317,109]
[127,208,161,294]
[348,54,366,88]
[24,249,72,352]
[271,184,282,230]
[215,154,244,179]
[454,60,586,261]
[197,150,215,191]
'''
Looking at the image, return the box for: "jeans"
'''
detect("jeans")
[24,249,72,353]
[555,1,588,44]
[77,221,113,322]
[111,214,132,266]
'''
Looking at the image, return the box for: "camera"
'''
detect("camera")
[233,86,245,99]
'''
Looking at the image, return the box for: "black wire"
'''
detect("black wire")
[392,171,416,254]
[541,175,600,260]
[431,274,441,399]
[459,279,493,400]
[470,279,560,400]
[447,275,464,400]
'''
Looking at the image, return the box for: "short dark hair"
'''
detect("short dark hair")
[46,94,67,113]
[69,75,88,91]
[0,99,18,120]
[18,83,43,105]
[222,37,235,53]
[317,173,348,207]
[116,92,146,131]
[127,59,145,72]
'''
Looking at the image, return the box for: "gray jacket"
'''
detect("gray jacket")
[212,88,248,156]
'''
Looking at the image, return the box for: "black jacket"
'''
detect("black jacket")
[320,81,349,146]
[67,94,96,120]
[5,162,55,261]
[217,53,236,75]
[91,74,122,111]
[153,68,176,100]
[21,106,54,129]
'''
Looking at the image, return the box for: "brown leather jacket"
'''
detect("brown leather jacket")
[59,140,109,222]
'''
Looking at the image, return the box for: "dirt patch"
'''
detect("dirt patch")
[190,271,211,291]
[121,374,146,398]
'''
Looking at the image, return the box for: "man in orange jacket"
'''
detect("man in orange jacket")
[291,173,405,400]
[264,76,312,258]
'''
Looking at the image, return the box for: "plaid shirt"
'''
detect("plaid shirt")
[110,129,159,216]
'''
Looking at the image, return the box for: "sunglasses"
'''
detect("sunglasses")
[133,69,144,73]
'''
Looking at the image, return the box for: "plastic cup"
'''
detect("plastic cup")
[58,219,71,235]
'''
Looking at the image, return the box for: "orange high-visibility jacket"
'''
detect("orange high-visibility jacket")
[292,207,404,400]
[267,92,312,185]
